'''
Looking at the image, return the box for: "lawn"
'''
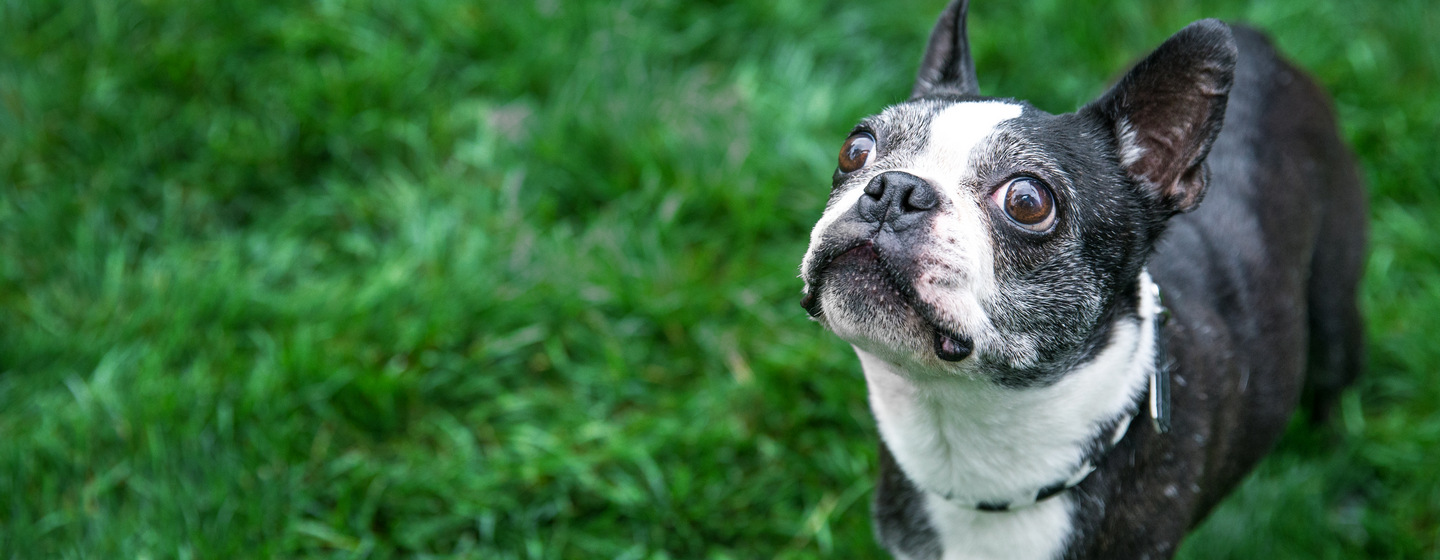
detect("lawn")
[1,0,1435,558]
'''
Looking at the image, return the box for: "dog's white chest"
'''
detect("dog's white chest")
[925,493,1074,560]
[858,296,1155,560]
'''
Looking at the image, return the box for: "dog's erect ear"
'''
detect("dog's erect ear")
[1086,20,1237,215]
[911,0,979,98]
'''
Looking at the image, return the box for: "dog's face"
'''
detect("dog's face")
[799,99,1147,385]
[799,1,1236,386]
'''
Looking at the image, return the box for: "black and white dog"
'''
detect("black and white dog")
[798,1,1367,558]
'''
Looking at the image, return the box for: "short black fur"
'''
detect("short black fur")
[813,2,1367,559]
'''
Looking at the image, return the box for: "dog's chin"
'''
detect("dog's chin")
[810,244,977,373]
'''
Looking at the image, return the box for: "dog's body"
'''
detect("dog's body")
[798,2,1366,558]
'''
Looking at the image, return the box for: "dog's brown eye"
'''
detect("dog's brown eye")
[838,132,876,173]
[993,177,1056,231]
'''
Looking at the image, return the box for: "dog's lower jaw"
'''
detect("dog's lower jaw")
[865,272,1162,560]
[814,279,994,375]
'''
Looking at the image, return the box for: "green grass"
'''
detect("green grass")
[1,0,1436,557]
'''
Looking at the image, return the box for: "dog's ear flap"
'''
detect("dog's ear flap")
[1086,19,1237,215]
[911,0,980,98]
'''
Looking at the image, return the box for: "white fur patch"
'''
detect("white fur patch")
[1115,117,1147,170]
[889,103,1023,349]
[900,103,1022,357]
[925,493,1074,560]
[912,102,1025,191]
[859,274,1160,559]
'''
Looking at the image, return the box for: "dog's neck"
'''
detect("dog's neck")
[861,271,1162,510]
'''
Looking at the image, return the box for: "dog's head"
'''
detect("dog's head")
[800,0,1237,386]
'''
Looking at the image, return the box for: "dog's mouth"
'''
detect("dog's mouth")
[804,241,974,362]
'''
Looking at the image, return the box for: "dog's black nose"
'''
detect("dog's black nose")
[857,171,938,230]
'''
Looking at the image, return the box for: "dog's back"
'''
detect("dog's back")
[1075,26,1368,555]
[1197,26,1368,427]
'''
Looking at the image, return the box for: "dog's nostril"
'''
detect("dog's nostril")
[906,184,938,210]
[864,177,887,199]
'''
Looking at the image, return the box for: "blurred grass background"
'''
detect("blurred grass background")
[0,0,1435,557]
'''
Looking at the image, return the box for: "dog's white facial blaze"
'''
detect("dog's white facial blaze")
[912,102,1025,190]
[801,101,1023,369]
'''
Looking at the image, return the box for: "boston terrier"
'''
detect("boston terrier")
[798,1,1367,558]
